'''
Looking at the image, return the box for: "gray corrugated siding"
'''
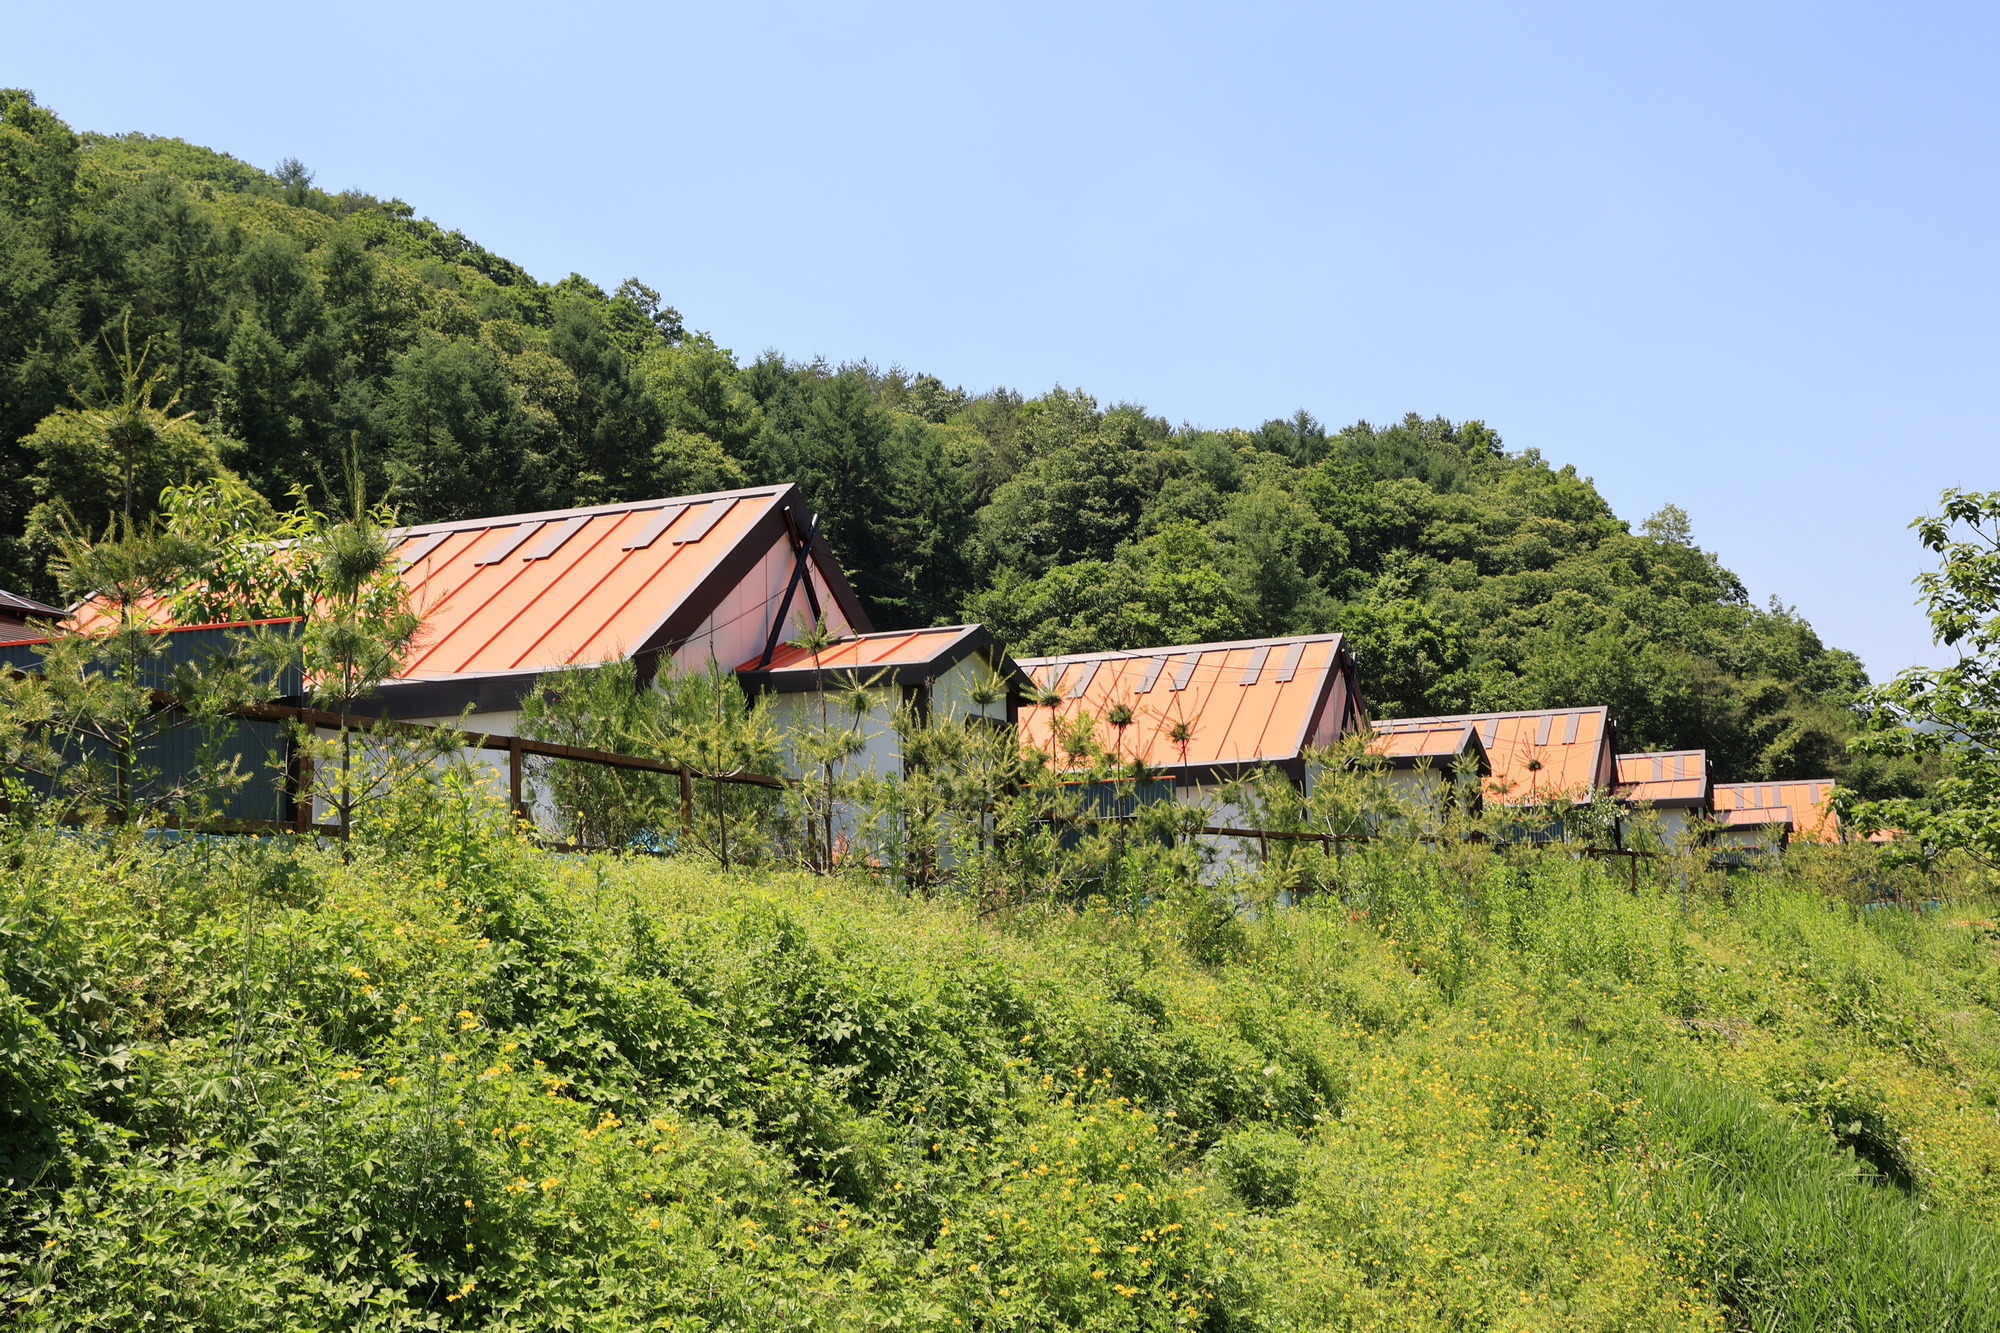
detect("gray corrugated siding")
[0,624,301,821]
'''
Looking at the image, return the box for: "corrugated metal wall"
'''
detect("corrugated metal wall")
[0,624,302,822]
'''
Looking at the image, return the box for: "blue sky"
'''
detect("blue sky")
[13,1,1997,680]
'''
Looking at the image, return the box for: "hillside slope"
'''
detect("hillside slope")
[5,811,2000,1330]
[0,90,1910,788]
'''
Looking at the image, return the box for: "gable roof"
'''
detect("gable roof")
[1372,707,1616,804]
[386,483,868,678]
[1713,778,1840,842]
[1616,749,1711,809]
[1016,633,1363,780]
[735,625,1026,693]
[0,588,64,622]
[1366,720,1488,772]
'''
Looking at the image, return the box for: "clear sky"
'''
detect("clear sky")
[12,1,1997,680]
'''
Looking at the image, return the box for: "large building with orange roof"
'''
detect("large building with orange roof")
[1368,707,1618,806]
[362,483,872,726]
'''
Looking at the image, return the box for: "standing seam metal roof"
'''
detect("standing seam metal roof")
[1614,749,1710,807]
[1372,707,1614,804]
[1017,634,1358,774]
[1713,779,1841,842]
[385,484,865,678]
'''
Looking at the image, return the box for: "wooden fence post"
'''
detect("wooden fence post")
[508,737,525,824]
[288,735,313,832]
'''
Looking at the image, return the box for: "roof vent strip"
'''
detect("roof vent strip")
[673,498,735,544]
[396,531,451,571]
[1171,652,1202,691]
[524,515,589,561]
[1135,656,1167,694]
[1275,641,1306,682]
[474,523,543,565]
[1067,660,1100,699]
[623,504,688,551]
[1240,645,1271,685]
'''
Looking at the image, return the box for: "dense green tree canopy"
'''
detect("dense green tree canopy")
[0,90,1909,789]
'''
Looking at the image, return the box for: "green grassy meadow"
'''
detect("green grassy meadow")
[5,803,2000,1330]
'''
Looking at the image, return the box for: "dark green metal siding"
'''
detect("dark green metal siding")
[0,624,301,822]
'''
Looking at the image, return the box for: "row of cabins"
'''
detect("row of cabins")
[0,482,1854,851]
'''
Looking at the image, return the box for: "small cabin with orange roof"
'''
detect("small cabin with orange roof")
[1711,778,1842,849]
[1370,707,1618,807]
[1016,633,1365,864]
[735,624,1028,778]
[1363,719,1489,816]
[1016,633,1365,787]
[1615,749,1711,844]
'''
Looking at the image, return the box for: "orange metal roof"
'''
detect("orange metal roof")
[393,486,798,677]
[1016,634,1361,777]
[69,484,870,684]
[1713,779,1840,842]
[1615,749,1710,807]
[734,625,1026,694]
[1373,707,1615,804]
[738,625,986,676]
[1365,722,1486,769]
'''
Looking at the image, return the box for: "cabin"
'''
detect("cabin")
[1369,707,1618,807]
[1016,634,1367,861]
[734,624,1026,779]
[1362,719,1489,821]
[1017,634,1365,781]
[1711,778,1841,852]
[1614,749,1711,846]
[0,587,64,641]
[368,484,869,730]
[0,618,305,823]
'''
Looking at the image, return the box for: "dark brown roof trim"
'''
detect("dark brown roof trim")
[1289,641,1359,759]
[0,587,65,618]
[632,487,873,661]
[332,667,552,718]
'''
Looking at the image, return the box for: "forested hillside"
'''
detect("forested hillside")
[0,90,1904,789]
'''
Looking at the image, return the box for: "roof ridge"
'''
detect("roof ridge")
[1017,631,1345,666]
[387,485,792,539]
